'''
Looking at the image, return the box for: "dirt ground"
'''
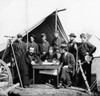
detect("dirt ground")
[9,84,94,96]
[7,57,100,96]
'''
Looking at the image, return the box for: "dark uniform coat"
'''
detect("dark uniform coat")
[78,41,96,86]
[13,40,27,73]
[39,40,50,60]
[13,40,27,85]
[23,51,42,86]
[78,42,96,61]
[68,41,78,85]
[68,41,77,59]
[52,36,64,50]
[39,40,50,53]
[29,42,39,54]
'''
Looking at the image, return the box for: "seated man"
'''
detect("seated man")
[54,47,62,62]
[59,44,75,87]
[23,46,42,87]
[44,46,61,62]
[39,46,61,84]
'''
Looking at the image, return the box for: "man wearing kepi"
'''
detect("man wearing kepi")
[39,33,50,61]
[13,33,27,84]
[59,44,75,88]
[29,34,39,55]
[52,31,64,51]
[78,33,96,86]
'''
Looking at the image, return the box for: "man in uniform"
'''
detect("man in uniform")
[13,33,27,85]
[78,33,96,86]
[29,34,39,55]
[52,31,64,51]
[39,33,50,61]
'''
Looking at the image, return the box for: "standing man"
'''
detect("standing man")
[59,44,75,87]
[39,33,50,61]
[52,31,64,51]
[29,34,39,55]
[68,33,77,59]
[13,33,27,85]
[78,33,96,86]
[68,33,78,86]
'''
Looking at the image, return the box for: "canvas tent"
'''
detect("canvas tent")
[0,0,69,53]
[1,0,100,91]
[0,11,68,62]
[23,12,68,45]
[0,0,58,52]
[88,35,100,91]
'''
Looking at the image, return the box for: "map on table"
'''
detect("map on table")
[42,61,59,65]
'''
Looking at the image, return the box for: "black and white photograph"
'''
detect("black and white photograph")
[0,0,100,96]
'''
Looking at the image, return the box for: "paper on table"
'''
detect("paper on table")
[39,69,57,75]
[42,61,59,65]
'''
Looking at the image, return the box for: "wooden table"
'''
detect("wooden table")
[32,63,61,87]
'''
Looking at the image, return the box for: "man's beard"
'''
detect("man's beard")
[29,52,33,55]
[70,39,74,42]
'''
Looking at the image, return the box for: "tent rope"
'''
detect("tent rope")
[58,24,68,43]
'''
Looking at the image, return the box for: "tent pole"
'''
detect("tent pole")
[55,8,69,43]
[26,30,28,50]
[26,0,28,50]
[55,9,57,32]
[55,8,66,32]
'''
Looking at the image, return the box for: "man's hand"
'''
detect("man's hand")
[85,55,92,64]
[57,53,61,59]
[31,61,36,65]
[85,52,89,55]
[43,52,46,55]
[53,60,56,64]
[78,60,81,63]
[63,65,68,68]
[74,44,78,50]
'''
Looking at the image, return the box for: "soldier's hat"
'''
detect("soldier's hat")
[61,43,69,51]
[17,33,23,38]
[69,33,76,38]
[61,43,67,48]
[54,30,59,34]
[41,33,46,37]
[80,33,86,38]
[30,34,35,38]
